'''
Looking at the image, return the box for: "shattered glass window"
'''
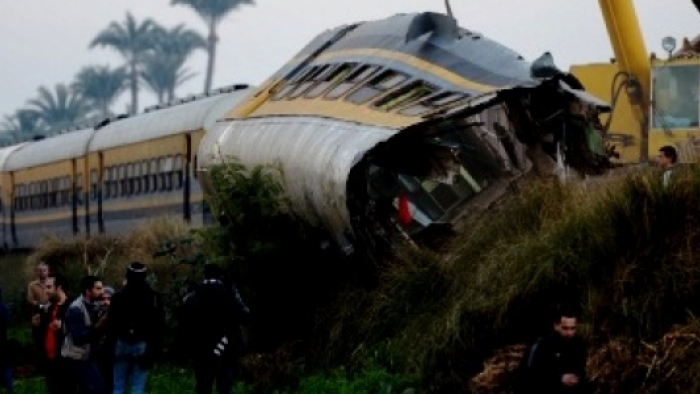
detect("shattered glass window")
[306,63,356,98]
[374,80,437,111]
[326,64,379,99]
[346,70,408,104]
[399,91,467,116]
[288,65,330,99]
[652,64,700,129]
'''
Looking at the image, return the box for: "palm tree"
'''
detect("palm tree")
[141,25,205,103]
[171,0,255,93]
[90,12,160,115]
[27,84,92,133]
[1,109,45,142]
[72,65,128,119]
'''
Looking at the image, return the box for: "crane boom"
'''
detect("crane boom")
[597,0,651,160]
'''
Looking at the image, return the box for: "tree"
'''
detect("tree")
[72,65,128,119]
[141,24,205,104]
[27,84,92,133]
[171,0,255,93]
[1,109,45,142]
[90,12,160,115]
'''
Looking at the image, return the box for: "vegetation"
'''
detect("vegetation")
[1,2,254,142]
[6,160,700,393]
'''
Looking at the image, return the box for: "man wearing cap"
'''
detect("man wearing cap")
[107,262,165,394]
[181,263,250,394]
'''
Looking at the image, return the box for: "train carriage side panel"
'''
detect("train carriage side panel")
[0,144,26,250]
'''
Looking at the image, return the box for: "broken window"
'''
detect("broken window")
[399,91,469,116]
[306,63,356,98]
[374,80,437,112]
[287,65,331,99]
[326,64,380,99]
[347,70,408,104]
[271,66,319,100]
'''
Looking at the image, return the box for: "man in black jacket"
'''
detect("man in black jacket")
[181,263,250,394]
[516,311,590,394]
[107,262,165,394]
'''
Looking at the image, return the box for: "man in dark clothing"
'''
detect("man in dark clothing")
[0,285,13,393]
[516,311,589,394]
[182,263,250,394]
[107,262,165,394]
[39,275,74,394]
[63,275,108,394]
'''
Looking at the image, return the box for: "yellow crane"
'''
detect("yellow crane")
[571,0,700,163]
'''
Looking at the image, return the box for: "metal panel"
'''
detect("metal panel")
[0,143,27,171]
[4,129,95,171]
[90,88,254,152]
[199,116,395,241]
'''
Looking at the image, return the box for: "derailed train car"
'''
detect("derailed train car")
[198,12,612,254]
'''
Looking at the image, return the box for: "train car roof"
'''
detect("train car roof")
[4,128,95,171]
[89,87,254,152]
[0,143,28,172]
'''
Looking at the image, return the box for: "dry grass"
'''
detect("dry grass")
[319,165,700,392]
[24,216,191,290]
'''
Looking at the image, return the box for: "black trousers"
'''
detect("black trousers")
[44,357,77,394]
[193,357,235,394]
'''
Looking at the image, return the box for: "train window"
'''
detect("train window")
[141,161,150,194]
[287,65,330,99]
[174,155,184,189]
[118,165,127,197]
[133,163,141,195]
[150,159,158,193]
[110,167,118,198]
[306,63,356,99]
[104,168,111,200]
[326,64,380,99]
[374,80,438,112]
[90,170,98,201]
[346,69,408,104]
[75,173,83,205]
[127,163,135,196]
[399,91,468,116]
[193,155,198,179]
[51,178,59,208]
[40,181,48,210]
[271,66,319,101]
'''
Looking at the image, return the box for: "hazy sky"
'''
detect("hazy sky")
[1,0,699,119]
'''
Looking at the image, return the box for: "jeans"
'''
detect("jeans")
[75,361,106,394]
[113,340,149,394]
[193,357,235,394]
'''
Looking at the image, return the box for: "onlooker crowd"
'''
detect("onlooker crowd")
[1,260,250,394]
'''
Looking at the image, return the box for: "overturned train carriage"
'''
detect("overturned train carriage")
[198,12,612,254]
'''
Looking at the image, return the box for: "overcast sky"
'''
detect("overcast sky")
[1,0,699,119]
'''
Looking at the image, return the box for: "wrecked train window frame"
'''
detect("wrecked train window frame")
[270,65,321,101]
[288,65,332,99]
[325,64,381,100]
[398,91,469,117]
[306,63,357,99]
[346,69,409,105]
[372,80,439,112]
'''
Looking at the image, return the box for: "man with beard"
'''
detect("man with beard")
[39,275,74,394]
[63,275,108,394]
[516,311,590,394]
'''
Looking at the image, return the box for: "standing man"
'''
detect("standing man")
[40,275,74,394]
[516,310,589,394]
[108,262,165,394]
[62,275,108,394]
[28,262,50,355]
[657,145,678,187]
[182,263,250,394]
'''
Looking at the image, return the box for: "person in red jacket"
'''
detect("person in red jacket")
[39,274,75,394]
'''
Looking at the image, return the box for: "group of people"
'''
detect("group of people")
[21,260,250,394]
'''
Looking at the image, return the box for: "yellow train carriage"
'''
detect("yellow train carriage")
[88,85,252,236]
[4,129,94,248]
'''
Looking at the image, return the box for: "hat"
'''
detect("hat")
[126,262,147,282]
[103,286,115,297]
